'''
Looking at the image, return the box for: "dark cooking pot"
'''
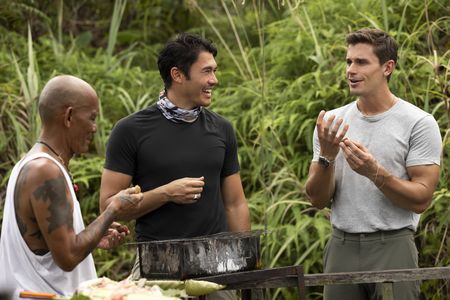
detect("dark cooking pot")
[136,230,262,279]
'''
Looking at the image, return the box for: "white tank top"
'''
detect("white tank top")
[0,153,97,299]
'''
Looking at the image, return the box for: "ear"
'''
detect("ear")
[170,67,185,84]
[383,60,395,78]
[63,106,73,128]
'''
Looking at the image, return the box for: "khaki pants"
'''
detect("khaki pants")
[323,227,420,300]
[130,252,236,300]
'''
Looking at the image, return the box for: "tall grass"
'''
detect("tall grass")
[0,0,448,299]
[106,0,127,62]
[8,25,41,160]
[194,0,449,298]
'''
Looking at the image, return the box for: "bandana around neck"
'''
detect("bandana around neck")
[156,91,202,123]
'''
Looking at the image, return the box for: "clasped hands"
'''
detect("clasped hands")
[316,110,379,179]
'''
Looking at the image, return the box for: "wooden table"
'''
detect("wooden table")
[198,266,450,300]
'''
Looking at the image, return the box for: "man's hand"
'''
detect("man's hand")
[107,186,143,220]
[339,137,439,213]
[316,110,349,160]
[305,111,349,209]
[97,222,130,250]
[339,138,378,178]
[164,176,205,204]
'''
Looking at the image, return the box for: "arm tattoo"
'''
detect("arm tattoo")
[120,193,135,205]
[79,209,115,258]
[33,176,74,234]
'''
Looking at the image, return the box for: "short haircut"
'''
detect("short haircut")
[346,28,398,65]
[157,32,217,89]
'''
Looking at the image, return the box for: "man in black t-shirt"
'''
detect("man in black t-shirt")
[99,33,251,288]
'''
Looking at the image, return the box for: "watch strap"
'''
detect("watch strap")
[318,155,335,168]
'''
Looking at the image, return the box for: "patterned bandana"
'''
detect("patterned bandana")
[156,90,202,123]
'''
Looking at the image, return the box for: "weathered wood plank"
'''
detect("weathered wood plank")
[197,265,299,284]
[296,266,306,300]
[198,266,450,289]
[304,267,450,286]
[382,282,394,300]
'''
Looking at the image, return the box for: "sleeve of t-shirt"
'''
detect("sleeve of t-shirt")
[406,114,442,167]
[221,121,240,178]
[104,118,137,176]
[312,126,320,162]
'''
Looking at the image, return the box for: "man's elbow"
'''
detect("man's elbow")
[305,187,329,209]
[308,196,328,210]
[59,263,76,272]
[411,197,433,214]
[52,248,90,272]
[54,256,79,272]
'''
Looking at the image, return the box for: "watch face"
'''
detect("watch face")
[319,156,330,167]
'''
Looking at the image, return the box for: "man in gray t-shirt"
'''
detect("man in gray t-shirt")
[305,28,441,300]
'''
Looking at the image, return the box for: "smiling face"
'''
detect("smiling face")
[346,43,392,97]
[178,51,218,108]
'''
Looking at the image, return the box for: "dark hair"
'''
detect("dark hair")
[157,32,217,89]
[347,29,399,82]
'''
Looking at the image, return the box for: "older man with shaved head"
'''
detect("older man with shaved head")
[0,75,143,299]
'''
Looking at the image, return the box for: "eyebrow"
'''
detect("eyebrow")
[202,66,218,71]
[346,58,369,63]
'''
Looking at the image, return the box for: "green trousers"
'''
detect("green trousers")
[323,227,420,300]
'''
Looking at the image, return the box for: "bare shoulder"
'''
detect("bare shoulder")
[25,156,75,235]
[21,156,66,184]
[15,157,66,201]
[14,156,72,252]
[21,157,73,213]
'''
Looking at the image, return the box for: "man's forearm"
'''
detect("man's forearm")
[75,207,116,258]
[368,165,438,213]
[305,162,335,209]
[55,206,116,271]
[118,187,169,221]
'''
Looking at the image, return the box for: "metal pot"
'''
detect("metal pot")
[136,231,262,279]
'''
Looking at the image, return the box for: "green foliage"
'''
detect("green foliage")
[0,0,448,299]
[417,188,450,299]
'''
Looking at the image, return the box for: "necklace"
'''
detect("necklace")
[36,140,79,193]
[36,140,64,165]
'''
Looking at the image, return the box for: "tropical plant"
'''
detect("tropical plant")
[0,0,448,299]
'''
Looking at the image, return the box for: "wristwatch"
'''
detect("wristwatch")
[318,155,334,168]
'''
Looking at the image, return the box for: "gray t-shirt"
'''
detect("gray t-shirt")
[312,99,441,233]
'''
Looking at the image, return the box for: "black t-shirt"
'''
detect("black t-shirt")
[104,104,240,241]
